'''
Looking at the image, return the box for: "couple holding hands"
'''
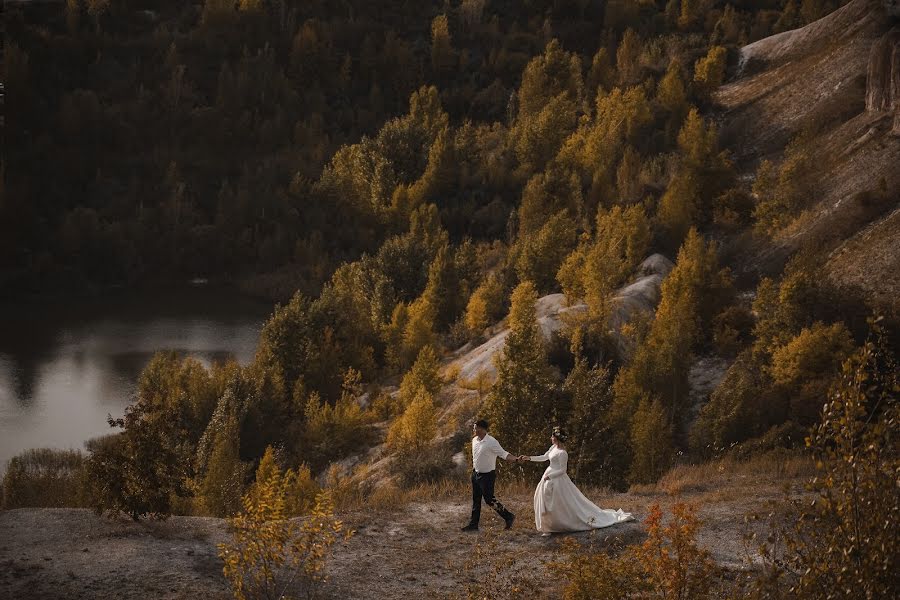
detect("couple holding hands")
[462,420,633,536]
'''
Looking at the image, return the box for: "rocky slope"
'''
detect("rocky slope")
[717,0,899,312]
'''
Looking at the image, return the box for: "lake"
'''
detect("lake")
[0,286,273,471]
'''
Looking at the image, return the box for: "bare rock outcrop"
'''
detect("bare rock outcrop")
[865,26,900,116]
[885,0,900,18]
[449,254,674,384]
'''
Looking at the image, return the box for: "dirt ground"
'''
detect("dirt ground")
[0,463,809,600]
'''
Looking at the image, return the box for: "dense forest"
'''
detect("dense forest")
[2,0,852,298]
[3,0,898,597]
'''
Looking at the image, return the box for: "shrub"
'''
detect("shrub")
[769,321,854,424]
[712,305,754,357]
[2,448,91,509]
[749,318,899,599]
[690,354,777,456]
[303,369,374,471]
[219,447,350,600]
[552,503,719,599]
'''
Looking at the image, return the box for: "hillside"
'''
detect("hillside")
[716,0,900,309]
[3,2,898,599]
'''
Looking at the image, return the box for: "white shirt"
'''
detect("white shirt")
[472,434,509,473]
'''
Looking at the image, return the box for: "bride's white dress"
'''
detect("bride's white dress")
[530,445,634,533]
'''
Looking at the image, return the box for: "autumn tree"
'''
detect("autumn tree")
[693,46,727,102]
[516,39,583,120]
[579,204,651,320]
[303,369,373,470]
[770,321,855,424]
[586,47,615,96]
[200,413,248,517]
[611,229,732,483]
[398,345,443,408]
[629,398,675,484]
[753,320,898,599]
[517,165,583,236]
[464,272,507,336]
[656,60,689,138]
[657,109,733,247]
[515,212,578,294]
[616,28,641,85]
[563,359,617,487]
[483,281,559,451]
[557,86,652,198]
[386,386,438,456]
[431,15,455,77]
[752,133,815,235]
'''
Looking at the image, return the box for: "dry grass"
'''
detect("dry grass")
[630,451,815,497]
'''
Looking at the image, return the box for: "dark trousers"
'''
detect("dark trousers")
[470,470,514,525]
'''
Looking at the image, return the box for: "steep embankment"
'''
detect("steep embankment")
[717,0,900,311]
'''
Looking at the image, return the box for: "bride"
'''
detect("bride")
[520,427,634,536]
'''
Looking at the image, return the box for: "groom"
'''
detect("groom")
[461,419,522,532]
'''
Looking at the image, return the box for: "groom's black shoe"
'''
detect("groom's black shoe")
[504,514,515,530]
[460,523,479,532]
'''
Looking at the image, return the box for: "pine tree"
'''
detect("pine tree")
[587,47,615,95]
[200,414,248,517]
[398,345,442,407]
[657,60,689,142]
[483,282,559,451]
[611,229,731,482]
[693,46,727,101]
[386,385,438,453]
[515,212,578,294]
[629,398,674,484]
[517,39,583,119]
[431,14,455,77]
[421,244,464,332]
[615,145,642,204]
[563,359,617,486]
[616,29,641,85]
[658,109,733,246]
[465,272,506,336]
[581,204,651,321]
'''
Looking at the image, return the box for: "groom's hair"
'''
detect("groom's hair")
[475,419,489,430]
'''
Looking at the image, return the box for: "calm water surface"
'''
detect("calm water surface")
[0,287,273,470]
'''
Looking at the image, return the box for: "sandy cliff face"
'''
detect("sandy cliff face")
[717,0,900,312]
[865,26,900,117]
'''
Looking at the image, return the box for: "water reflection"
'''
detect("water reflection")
[0,287,272,470]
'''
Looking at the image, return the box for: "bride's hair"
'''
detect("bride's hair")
[552,426,568,442]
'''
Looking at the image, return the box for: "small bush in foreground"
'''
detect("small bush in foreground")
[552,502,718,599]
[219,447,350,600]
